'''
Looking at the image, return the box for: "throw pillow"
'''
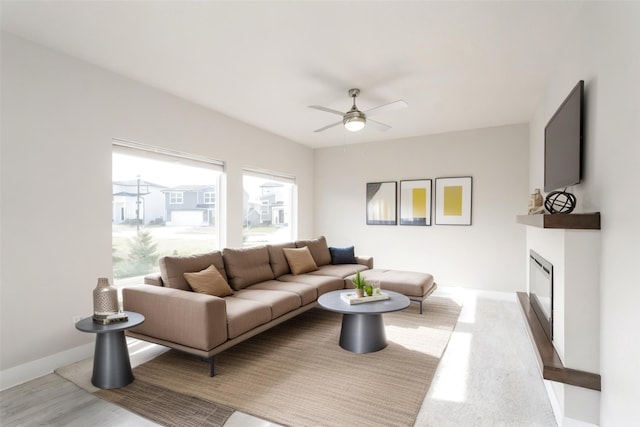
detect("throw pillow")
[329,246,356,265]
[282,247,319,275]
[183,264,233,297]
[295,236,332,266]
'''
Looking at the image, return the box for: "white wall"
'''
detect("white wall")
[314,124,529,293]
[528,3,640,425]
[0,33,315,388]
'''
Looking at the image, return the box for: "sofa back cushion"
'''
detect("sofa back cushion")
[159,251,227,291]
[295,236,332,267]
[223,246,275,290]
[267,242,296,277]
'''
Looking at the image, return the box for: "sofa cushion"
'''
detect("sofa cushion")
[283,247,319,275]
[295,236,332,266]
[183,264,233,297]
[267,242,296,277]
[345,269,436,298]
[223,246,275,290]
[250,279,318,305]
[160,251,227,291]
[309,263,369,278]
[224,297,272,339]
[232,289,301,319]
[278,273,345,296]
[329,246,356,265]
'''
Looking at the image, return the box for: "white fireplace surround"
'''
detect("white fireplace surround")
[526,227,601,426]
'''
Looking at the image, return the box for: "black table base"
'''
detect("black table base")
[92,330,134,389]
[339,313,387,353]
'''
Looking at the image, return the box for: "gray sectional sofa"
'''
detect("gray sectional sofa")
[123,236,436,376]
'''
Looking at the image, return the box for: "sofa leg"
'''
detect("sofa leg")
[208,357,215,377]
[410,298,424,315]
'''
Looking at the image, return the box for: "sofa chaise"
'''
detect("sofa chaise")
[123,236,436,376]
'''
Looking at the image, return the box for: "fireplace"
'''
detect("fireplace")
[529,250,553,341]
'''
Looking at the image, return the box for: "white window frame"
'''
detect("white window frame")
[169,192,184,204]
[203,192,215,204]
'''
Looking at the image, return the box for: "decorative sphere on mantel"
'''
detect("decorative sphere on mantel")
[544,191,577,214]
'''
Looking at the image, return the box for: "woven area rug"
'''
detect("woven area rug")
[96,296,461,427]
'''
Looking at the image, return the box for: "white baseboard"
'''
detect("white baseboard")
[563,417,599,427]
[0,343,94,391]
[544,380,563,425]
[544,380,600,427]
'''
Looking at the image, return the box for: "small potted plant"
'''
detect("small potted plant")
[352,271,366,298]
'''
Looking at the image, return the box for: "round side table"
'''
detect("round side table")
[318,290,410,353]
[75,311,144,389]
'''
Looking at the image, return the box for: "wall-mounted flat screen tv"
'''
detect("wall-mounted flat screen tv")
[544,80,584,193]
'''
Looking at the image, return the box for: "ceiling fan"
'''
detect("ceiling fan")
[309,88,408,133]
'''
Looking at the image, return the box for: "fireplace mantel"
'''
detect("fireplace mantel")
[517,292,601,391]
[516,213,600,230]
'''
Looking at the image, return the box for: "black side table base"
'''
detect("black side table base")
[339,313,387,353]
[92,331,134,389]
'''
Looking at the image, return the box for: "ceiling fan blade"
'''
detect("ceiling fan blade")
[367,119,392,132]
[364,100,408,117]
[308,105,345,116]
[313,121,343,133]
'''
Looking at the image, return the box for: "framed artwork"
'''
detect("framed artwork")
[435,176,473,225]
[399,179,432,226]
[366,181,397,225]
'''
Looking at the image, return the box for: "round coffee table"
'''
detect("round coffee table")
[75,311,144,389]
[317,290,410,353]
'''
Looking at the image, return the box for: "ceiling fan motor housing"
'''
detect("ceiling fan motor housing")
[343,88,366,131]
[343,110,366,130]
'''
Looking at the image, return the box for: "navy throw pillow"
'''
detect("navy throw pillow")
[329,246,356,265]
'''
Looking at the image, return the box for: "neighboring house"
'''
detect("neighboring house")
[243,182,289,227]
[163,185,216,226]
[112,179,167,225]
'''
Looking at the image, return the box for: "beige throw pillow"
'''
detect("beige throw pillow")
[282,246,319,275]
[183,264,233,297]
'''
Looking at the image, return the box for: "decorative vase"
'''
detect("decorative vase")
[533,188,543,207]
[355,288,364,298]
[93,277,119,318]
[528,188,545,214]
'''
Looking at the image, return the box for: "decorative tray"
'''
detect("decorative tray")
[340,291,390,305]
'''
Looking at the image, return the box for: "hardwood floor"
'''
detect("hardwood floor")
[0,373,157,426]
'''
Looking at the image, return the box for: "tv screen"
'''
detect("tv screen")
[544,80,584,193]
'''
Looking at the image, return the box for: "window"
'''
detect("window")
[112,140,224,285]
[203,192,215,205]
[168,192,183,204]
[243,170,295,246]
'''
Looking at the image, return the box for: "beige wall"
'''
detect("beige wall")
[0,33,315,388]
[314,124,530,293]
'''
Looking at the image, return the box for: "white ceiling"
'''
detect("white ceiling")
[1,1,583,148]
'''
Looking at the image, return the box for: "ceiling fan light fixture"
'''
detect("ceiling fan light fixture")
[343,111,366,132]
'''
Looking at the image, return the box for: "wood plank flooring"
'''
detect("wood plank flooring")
[1,373,158,426]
